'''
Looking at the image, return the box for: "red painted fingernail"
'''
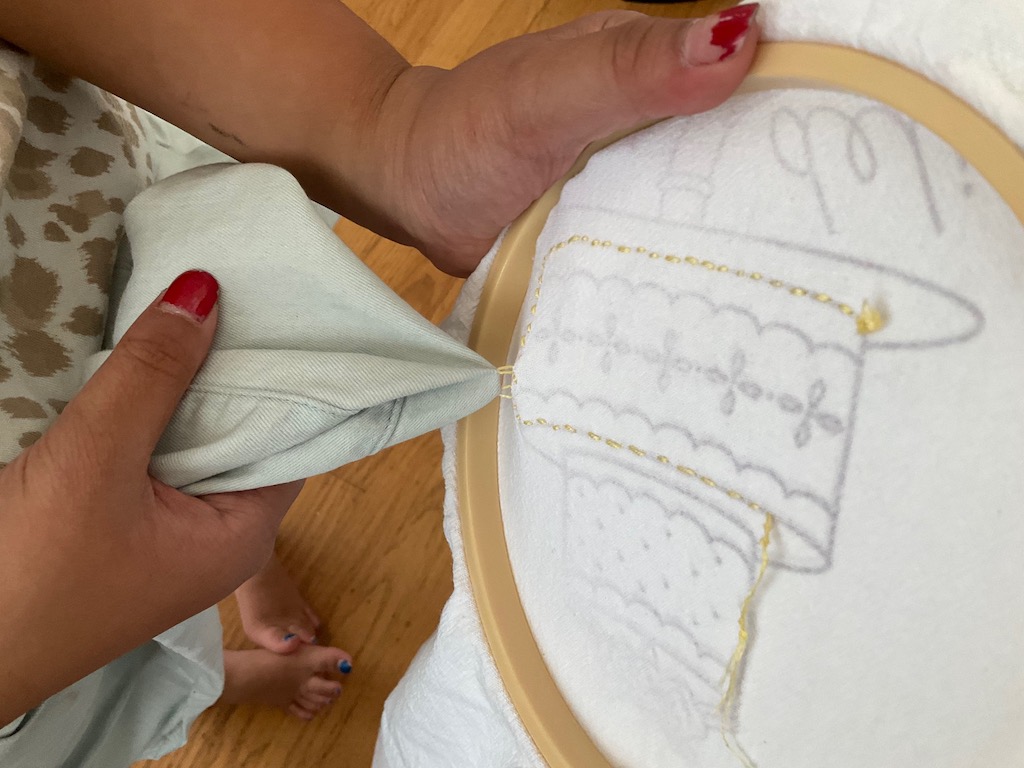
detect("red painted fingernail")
[160,270,219,323]
[684,3,759,66]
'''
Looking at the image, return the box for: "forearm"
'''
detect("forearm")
[1,0,409,226]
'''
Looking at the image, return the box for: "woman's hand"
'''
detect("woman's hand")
[0,271,302,725]
[364,6,760,275]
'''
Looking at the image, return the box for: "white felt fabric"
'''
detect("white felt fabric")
[375,25,1024,768]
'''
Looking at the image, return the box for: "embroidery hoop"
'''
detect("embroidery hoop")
[457,41,1024,768]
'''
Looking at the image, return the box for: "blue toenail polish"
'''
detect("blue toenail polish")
[339,660,352,674]
[284,633,296,641]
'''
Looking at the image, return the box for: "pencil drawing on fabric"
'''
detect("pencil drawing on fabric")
[500,91,988,763]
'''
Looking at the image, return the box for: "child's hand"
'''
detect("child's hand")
[0,271,302,725]
[368,7,759,275]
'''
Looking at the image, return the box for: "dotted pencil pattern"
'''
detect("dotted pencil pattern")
[518,234,884,354]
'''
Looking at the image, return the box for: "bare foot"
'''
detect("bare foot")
[221,645,353,720]
[234,554,321,653]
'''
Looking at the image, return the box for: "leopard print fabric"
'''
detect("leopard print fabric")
[0,44,154,465]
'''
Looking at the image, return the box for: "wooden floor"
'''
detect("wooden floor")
[139,0,726,766]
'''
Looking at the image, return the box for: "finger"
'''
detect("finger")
[519,4,761,145]
[202,479,306,533]
[53,270,219,465]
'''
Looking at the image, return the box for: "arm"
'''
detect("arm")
[1,0,407,241]
[2,1,760,276]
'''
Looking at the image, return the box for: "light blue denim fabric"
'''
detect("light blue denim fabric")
[85,162,499,495]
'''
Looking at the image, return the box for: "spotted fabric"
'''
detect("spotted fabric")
[0,43,154,465]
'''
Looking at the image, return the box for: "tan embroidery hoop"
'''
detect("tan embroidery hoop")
[457,41,1024,768]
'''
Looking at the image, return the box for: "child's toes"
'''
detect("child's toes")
[249,624,306,654]
[305,676,343,700]
[304,607,322,630]
[297,691,334,710]
[288,703,316,721]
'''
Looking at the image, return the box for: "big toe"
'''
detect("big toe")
[306,646,354,679]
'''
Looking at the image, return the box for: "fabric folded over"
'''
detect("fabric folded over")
[85,162,498,495]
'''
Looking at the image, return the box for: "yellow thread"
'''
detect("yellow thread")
[517,417,776,525]
[839,304,854,315]
[649,253,660,260]
[520,335,527,348]
[735,270,746,278]
[815,293,831,303]
[636,247,647,253]
[750,272,763,281]
[685,256,700,266]
[530,304,537,315]
[702,260,716,270]
[618,246,631,254]
[769,279,784,288]
[499,394,513,400]
[719,513,774,768]
[602,240,612,247]
[790,287,807,297]
[665,255,682,264]
[856,300,886,335]
[717,265,730,273]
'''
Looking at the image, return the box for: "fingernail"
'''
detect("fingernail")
[159,270,219,323]
[683,3,759,66]
[338,660,352,674]
[284,633,296,641]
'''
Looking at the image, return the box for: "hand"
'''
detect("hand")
[0,271,302,724]
[369,5,760,275]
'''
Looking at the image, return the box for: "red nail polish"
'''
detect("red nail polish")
[711,3,759,62]
[160,270,219,322]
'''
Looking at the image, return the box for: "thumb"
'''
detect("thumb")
[53,270,220,467]
[526,4,760,145]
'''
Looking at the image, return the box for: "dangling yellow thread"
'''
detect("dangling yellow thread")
[855,300,886,335]
[718,512,774,768]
